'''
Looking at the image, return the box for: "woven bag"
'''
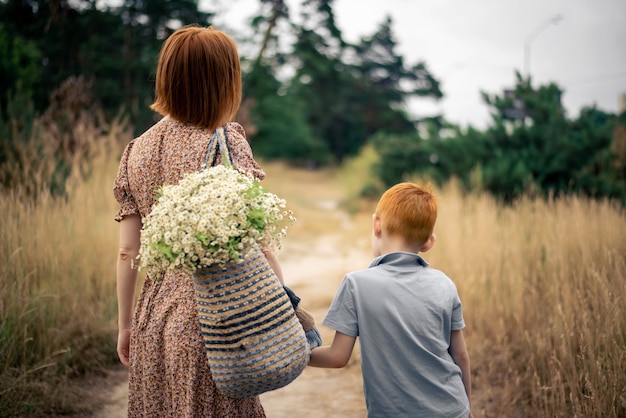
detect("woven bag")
[193,127,309,398]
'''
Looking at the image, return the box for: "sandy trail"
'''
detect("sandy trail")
[259,235,372,417]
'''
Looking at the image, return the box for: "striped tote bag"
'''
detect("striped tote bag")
[193,127,309,398]
[193,247,309,398]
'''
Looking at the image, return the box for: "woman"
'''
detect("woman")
[114,25,267,416]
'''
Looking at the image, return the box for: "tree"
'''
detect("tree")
[372,72,626,204]
[239,0,329,164]
[0,21,41,118]
[1,0,445,166]
[114,0,213,131]
[351,17,442,135]
[289,24,364,161]
[244,60,329,164]
[0,0,213,134]
[288,2,442,162]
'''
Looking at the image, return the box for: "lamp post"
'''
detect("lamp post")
[524,14,563,78]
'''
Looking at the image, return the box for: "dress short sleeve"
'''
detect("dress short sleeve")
[225,122,266,180]
[113,140,140,222]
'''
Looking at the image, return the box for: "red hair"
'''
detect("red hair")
[150,25,242,129]
[375,182,437,245]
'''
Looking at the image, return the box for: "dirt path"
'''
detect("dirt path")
[259,234,372,418]
[93,204,373,418]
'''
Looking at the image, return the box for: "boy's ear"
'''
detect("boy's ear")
[419,234,436,253]
[372,214,382,238]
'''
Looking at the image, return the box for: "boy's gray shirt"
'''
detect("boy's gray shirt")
[323,251,470,418]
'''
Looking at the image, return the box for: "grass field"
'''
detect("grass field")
[1,120,625,417]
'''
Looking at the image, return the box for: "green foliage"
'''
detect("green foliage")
[1,0,443,165]
[371,130,426,186]
[244,181,272,233]
[156,240,178,262]
[0,21,41,116]
[7,0,621,202]
[289,26,366,161]
[239,1,442,164]
[244,63,330,165]
[372,73,626,204]
[0,0,212,135]
[288,10,442,162]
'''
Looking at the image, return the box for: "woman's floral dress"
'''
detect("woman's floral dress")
[113,117,267,417]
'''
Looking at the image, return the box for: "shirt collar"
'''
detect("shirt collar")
[368,251,429,269]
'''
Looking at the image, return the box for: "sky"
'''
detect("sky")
[206,0,626,129]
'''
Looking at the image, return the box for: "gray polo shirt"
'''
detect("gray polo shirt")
[323,251,469,418]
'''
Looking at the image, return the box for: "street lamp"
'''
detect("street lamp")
[524,14,563,78]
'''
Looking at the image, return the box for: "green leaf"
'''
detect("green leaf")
[154,240,178,262]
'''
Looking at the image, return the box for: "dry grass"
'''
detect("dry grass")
[414,179,626,417]
[0,119,130,417]
[265,157,626,417]
[1,121,625,417]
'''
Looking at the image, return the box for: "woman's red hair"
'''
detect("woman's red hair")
[150,25,242,129]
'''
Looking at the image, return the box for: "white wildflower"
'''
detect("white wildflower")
[139,165,295,276]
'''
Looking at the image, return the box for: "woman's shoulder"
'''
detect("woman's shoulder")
[223,122,265,180]
[224,121,247,141]
[135,116,174,141]
[131,116,193,155]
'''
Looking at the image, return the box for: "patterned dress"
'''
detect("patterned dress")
[113,117,267,417]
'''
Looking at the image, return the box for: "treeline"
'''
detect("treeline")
[0,0,440,162]
[374,74,626,203]
[1,0,625,203]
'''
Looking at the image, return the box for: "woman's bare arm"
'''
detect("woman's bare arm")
[116,214,142,367]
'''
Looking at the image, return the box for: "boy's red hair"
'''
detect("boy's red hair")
[150,25,242,130]
[375,182,437,246]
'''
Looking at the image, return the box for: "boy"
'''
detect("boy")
[309,182,471,418]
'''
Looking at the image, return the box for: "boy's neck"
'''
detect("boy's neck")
[378,235,422,256]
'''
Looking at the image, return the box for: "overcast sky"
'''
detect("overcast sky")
[207,0,626,129]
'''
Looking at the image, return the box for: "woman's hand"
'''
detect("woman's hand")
[117,328,131,367]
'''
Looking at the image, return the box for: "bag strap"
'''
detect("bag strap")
[203,126,233,170]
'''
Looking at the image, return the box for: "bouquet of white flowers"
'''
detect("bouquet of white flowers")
[138,164,294,276]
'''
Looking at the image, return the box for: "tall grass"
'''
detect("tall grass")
[0,118,131,417]
[271,154,626,417]
[424,181,626,417]
[1,119,625,417]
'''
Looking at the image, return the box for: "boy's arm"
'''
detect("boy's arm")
[308,331,356,368]
[449,330,472,410]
